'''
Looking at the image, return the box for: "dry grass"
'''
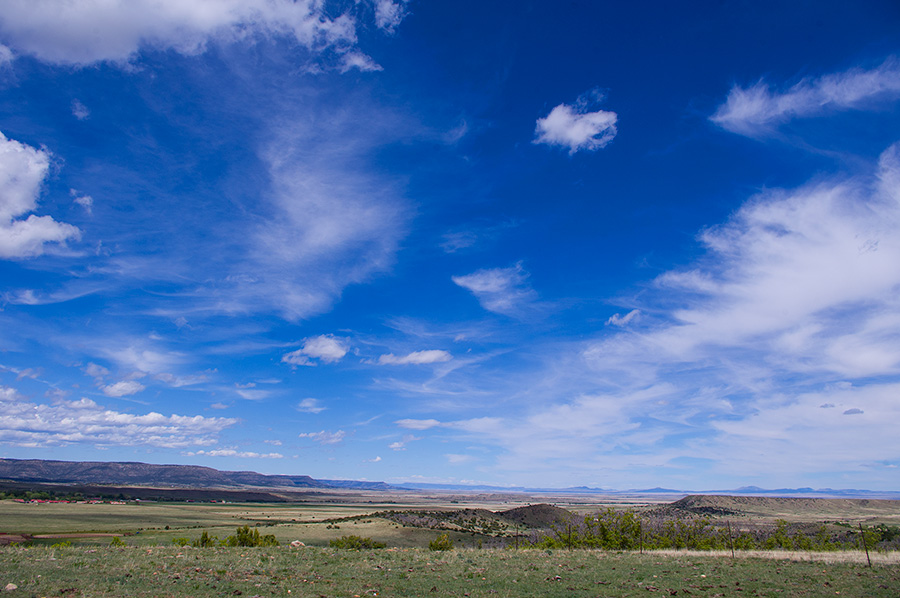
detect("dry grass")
[648,548,900,564]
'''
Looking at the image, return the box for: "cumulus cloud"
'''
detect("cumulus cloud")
[282,335,349,366]
[534,89,618,154]
[388,434,420,451]
[298,429,346,445]
[378,350,452,365]
[297,398,326,413]
[452,263,537,316]
[0,0,391,69]
[0,385,237,448]
[711,58,900,136]
[0,132,80,259]
[101,380,146,397]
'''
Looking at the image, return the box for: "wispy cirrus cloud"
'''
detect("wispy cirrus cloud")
[297,398,326,414]
[378,350,452,365]
[534,88,618,154]
[393,143,900,488]
[298,429,346,445]
[373,0,409,33]
[101,380,146,398]
[185,448,283,459]
[452,262,538,317]
[710,58,900,137]
[0,132,80,259]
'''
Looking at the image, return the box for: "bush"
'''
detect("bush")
[171,537,191,547]
[429,534,454,551]
[330,535,386,550]
[109,536,126,547]
[192,531,217,547]
[224,525,279,547]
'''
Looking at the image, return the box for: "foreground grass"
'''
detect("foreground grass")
[1,546,898,597]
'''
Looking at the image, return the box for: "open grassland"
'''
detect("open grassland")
[0,500,506,548]
[0,544,897,597]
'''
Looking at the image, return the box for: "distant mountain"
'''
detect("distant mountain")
[1,459,895,499]
[0,458,393,491]
[704,486,900,499]
[317,479,396,491]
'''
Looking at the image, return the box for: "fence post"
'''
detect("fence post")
[727,520,735,559]
[858,523,872,567]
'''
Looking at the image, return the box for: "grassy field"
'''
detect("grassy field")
[0,544,897,597]
[1,498,899,596]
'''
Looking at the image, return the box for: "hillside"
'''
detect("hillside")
[654,494,900,523]
[0,458,387,490]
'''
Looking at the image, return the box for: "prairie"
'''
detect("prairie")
[1,544,898,597]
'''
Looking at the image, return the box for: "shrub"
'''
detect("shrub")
[330,535,386,550]
[109,536,126,547]
[429,534,454,551]
[192,531,217,547]
[224,525,279,547]
[171,537,191,547]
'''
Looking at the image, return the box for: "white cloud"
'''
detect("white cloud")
[606,309,640,327]
[237,115,409,320]
[282,335,349,366]
[84,362,110,379]
[395,418,441,430]
[711,58,900,137]
[70,189,93,213]
[154,372,207,387]
[452,263,537,316]
[298,429,346,445]
[186,448,283,459]
[340,51,382,73]
[0,385,237,448]
[0,0,390,68]
[71,99,90,120]
[0,132,80,259]
[101,380,145,397]
[534,89,618,154]
[388,433,420,451]
[446,453,475,465]
[297,398,326,413]
[373,0,408,32]
[403,143,900,488]
[0,44,12,65]
[235,388,270,401]
[378,350,452,365]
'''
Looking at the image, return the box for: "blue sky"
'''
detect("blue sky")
[1,0,899,491]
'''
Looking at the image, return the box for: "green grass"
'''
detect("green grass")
[0,545,898,597]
